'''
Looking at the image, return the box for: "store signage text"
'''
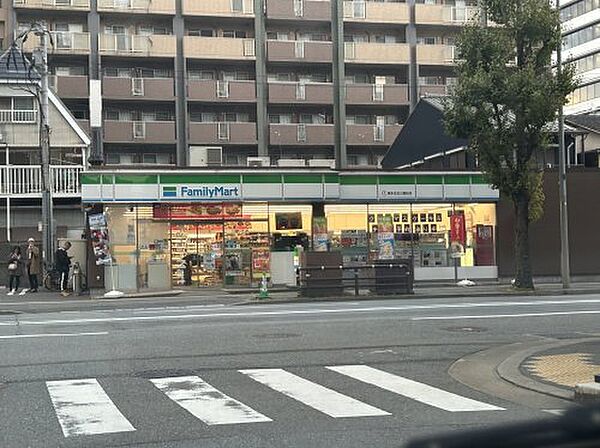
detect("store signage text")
[163,185,241,199]
[379,186,416,198]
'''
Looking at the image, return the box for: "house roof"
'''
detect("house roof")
[380,97,468,170]
[0,45,40,81]
[382,96,587,170]
[565,114,600,134]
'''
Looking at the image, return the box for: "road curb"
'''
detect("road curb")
[234,287,600,306]
[90,290,185,300]
[495,337,600,402]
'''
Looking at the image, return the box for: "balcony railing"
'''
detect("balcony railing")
[99,34,176,56]
[0,110,37,123]
[98,0,175,13]
[0,165,84,196]
[13,0,90,9]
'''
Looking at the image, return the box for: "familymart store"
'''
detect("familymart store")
[81,170,499,290]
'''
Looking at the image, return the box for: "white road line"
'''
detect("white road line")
[1,298,599,327]
[150,376,271,425]
[0,332,107,339]
[46,378,135,437]
[411,310,600,321]
[327,365,504,412]
[239,368,390,418]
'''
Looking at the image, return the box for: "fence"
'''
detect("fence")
[0,165,84,196]
[297,260,413,297]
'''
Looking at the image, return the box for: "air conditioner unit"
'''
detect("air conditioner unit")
[308,159,335,168]
[189,146,223,167]
[247,156,271,167]
[277,158,306,167]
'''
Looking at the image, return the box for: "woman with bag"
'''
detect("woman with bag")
[7,246,23,296]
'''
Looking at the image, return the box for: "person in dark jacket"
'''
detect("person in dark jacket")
[55,241,72,296]
[26,238,40,293]
[7,246,23,295]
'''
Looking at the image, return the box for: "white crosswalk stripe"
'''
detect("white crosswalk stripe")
[150,375,272,425]
[46,378,136,437]
[327,365,504,412]
[239,368,391,418]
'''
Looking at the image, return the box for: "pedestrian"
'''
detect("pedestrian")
[55,241,72,297]
[26,238,40,293]
[7,246,23,296]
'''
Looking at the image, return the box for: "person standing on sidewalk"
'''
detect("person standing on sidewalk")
[26,238,40,293]
[55,241,72,297]
[7,246,23,296]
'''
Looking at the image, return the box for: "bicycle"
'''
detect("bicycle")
[43,268,63,291]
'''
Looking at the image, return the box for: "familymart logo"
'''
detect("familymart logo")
[162,185,241,199]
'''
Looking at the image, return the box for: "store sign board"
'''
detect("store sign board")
[161,184,241,201]
[450,213,466,245]
[378,184,416,200]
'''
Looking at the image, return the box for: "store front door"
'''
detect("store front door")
[170,222,224,287]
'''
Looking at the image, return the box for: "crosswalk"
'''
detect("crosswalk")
[43,365,504,438]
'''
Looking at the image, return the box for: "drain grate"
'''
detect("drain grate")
[444,326,487,333]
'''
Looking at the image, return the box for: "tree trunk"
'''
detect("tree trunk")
[514,193,534,289]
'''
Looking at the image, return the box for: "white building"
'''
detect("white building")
[560,0,600,114]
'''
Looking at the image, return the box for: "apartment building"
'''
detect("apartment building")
[561,0,600,114]
[8,0,477,169]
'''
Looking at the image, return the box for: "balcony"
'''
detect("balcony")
[347,124,401,146]
[98,0,175,14]
[0,165,84,197]
[50,75,88,98]
[345,42,410,64]
[103,77,175,100]
[346,84,409,105]
[99,35,176,57]
[343,1,409,24]
[103,120,176,144]
[417,45,455,66]
[270,124,334,146]
[266,0,330,21]
[187,80,256,102]
[183,0,253,16]
[22,32,90,55]
[268,82,333,104]
[0,110,37,123]
[189,122,257,145]
[419,84,451,97]
[13,0,89,10]
[184,37,255,60]
[415,4,479,26]
[267,40,332,63]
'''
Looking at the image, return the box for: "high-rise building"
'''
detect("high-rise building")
[8,0,478,168]
[560,0,600,114]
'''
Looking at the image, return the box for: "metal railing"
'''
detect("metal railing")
[13,0,89,8]
[0,110,37,123]
[297,261,413,297]
[99,34,152,54]
[0,165,83,196]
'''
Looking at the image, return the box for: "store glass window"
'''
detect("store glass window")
[104,206,138,290]
[136,206,170,289]
[326,204,369,264]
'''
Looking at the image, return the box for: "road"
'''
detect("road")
[1,294,599,447]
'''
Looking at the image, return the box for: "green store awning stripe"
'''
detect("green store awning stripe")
[283,174,323,184]
[242,174,282,184]
[444,175,471,185]
[161,174,241,184]
[81,174,100,185]
[340,175,378,185]
[378,175,416,185]
[416,175,444,185]
[115,175,158,184]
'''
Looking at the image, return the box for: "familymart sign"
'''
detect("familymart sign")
[81,171,499,203]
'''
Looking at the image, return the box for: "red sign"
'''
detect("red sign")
[450,213,466,245]
[153,203,245,220]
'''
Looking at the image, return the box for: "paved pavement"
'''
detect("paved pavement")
[2,293,600,447]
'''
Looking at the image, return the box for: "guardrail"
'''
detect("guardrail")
[297,260,413,297]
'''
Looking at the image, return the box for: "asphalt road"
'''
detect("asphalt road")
[1,294,599,448]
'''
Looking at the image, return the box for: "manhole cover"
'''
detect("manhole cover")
[252,333,301,340]
[444,326,487,333]
[132,369,196,379]
[0,310,22,315]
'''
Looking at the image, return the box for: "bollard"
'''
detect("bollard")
[258,274,270,300]
[72,262,82,296]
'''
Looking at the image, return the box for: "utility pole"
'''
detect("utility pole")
[556,0,570,288]
[32,24,54,268]
[331,0,347,170]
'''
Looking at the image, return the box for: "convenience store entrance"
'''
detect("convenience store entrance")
[166,205,271,288]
